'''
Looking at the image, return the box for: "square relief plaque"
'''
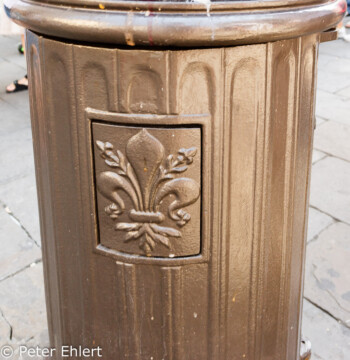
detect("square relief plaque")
[92,122,202,258]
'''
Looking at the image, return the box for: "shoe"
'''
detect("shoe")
[17,43,24,55]
[6,75,28,94]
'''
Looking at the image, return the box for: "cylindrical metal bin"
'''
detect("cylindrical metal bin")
[5,0,345,359]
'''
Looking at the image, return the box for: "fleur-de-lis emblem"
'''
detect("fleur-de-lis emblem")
[96,129,200,256]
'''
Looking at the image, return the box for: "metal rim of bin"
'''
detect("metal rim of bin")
[5,0,347,47]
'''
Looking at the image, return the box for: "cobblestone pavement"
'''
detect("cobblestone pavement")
[0,34,350,359]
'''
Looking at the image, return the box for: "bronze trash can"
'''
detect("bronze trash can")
[5,0,345,358]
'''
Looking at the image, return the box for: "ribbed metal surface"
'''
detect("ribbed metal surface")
[27,30,318,359]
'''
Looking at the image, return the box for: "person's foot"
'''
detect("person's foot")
[6,75,28,93]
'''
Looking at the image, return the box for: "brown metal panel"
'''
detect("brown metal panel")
[73,47,126,357]
[73,45,118,112]
[26,30,320,359]
[161,266,184,360]
[179,263,208,360]
[71,44,213,359]
[39,38,86,353]
[221,43,267,360]
[169,49,220,115]
[258,38,301,360]
[84,111,211,359]
[118,50,169,114]
[84,109,210,266]
[168,48,224,359]
[92,124,201,258]
[25,31,61,350]
[26,34,88,355]
[286,34,319,359]
[116,262,141,359]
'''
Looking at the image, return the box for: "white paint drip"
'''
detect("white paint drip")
[193,0,211,17]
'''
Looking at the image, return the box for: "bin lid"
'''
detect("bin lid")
[4,0,346,47]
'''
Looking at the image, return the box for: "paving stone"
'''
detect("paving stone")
[304,222,350,326]
[307,207,334,242]
[0,56,30,115]
[316,116,327,127]
[7,328,51,360]
[0,173,41,245]
[337,85,350,98]
[318,54,350,73]
[0,207,41,281]
[313,121,350,162]
[0,35,22,59]
[2,54,27,72]
[25,329,50,349]
[310,157,350,224]
[317,53,339,70]
[0,99,30,136]
[302,300,350,360]
[0,126,35,184]
[0,313,11,347]
[17,330,50,360]
[0,330,50,360]
[319,39,350,61]
[312,149,327,164]
[1,35,21,42]
[0,90,30,116]
[315,89,350,125]
[317,68,350,94]
[0,263,47,344]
